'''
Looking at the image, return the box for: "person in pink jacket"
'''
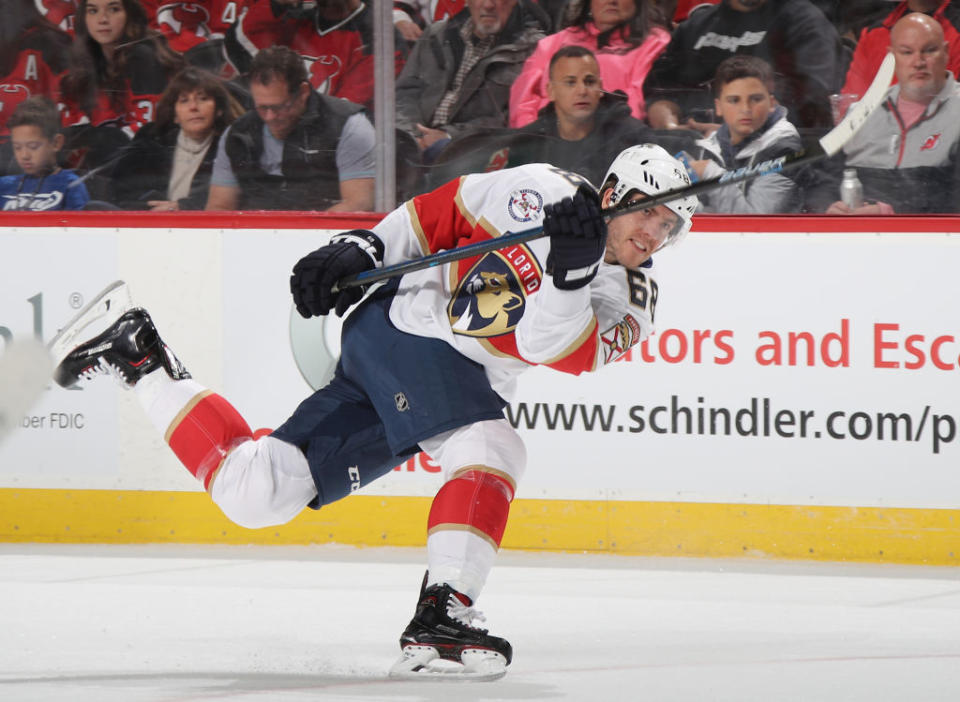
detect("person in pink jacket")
[508,0,670,127]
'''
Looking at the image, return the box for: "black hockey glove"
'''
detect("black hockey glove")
[290,229,384,318]
[543,184,608,290]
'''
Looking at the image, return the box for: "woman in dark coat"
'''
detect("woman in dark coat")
[111,68,243,210]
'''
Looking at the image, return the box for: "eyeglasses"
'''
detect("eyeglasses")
[254,96,298,117]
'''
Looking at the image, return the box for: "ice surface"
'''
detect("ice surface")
[1,543,958,701]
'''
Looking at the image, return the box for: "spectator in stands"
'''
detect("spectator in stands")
[141,0,244,53]
[506,46,661,185]
[0,0,72,146]
[224,0,406,111]
[815,13,960,214]
[396,0,549,162]
[59,0,184,136]
[842,1,960,99]
[110,68,243,210]
[508,0,670,127]
[679,55,802,213]
[0,97,90,211]
[205,45,375,211]
[644,0,844,132]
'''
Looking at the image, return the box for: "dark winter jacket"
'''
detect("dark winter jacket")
[643,0,844,129]
[224,91,363,211]
[396,0,549,140]
[110,122,218,210]
[509,93,657,186]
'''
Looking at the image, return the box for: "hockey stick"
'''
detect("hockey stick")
[337,53,895,291]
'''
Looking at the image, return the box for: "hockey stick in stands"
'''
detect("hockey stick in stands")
[337,53,895,291]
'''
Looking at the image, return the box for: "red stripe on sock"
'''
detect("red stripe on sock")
[167,393,252,490]
[427,470,514,547]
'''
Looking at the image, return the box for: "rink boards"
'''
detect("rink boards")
[1,212,958,565]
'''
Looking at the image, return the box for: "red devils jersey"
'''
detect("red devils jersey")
[0,27,71,138]
[373,164,658,399]
[142,0,247,52]
[33,0,78,34]
[227,0,405,109]
[60,43,171,136]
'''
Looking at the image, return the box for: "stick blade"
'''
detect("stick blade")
[0,339,54,446]
[820,52,896,156]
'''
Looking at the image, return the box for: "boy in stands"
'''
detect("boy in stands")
[0,97,89,211]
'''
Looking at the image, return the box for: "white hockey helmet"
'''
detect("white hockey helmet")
[601,144,698,247]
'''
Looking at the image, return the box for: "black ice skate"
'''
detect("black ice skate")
[389,582,512,681]
[49,280,190,389]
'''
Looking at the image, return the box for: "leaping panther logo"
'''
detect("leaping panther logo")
[448,254,527,338]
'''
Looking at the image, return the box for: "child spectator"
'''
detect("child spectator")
[509,0,670,127]
[59,0,184,137]
[0,97,90,210]
[110,68,243,210]
[681,55,802,213]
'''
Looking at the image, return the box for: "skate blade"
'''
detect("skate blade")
[0,339,54,446]
[47,281,132,371]
[388,645,507,682]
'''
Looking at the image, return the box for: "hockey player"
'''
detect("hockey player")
[48,143,697,680]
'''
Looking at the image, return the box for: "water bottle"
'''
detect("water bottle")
[840,168,863,209]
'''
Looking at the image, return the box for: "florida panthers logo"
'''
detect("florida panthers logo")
[448,248,541,337]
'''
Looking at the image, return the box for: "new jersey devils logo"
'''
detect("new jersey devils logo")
[921,133,942,151]
[307,55,343,93]
[0,84,31,97]
[158,2,212,35]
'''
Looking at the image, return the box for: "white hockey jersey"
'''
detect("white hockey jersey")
[371,163,659,399]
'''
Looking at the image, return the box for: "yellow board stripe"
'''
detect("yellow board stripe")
[0,488,957,565]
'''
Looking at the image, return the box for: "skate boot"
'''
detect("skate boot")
[49,280,190,389]
[389,582,512,681]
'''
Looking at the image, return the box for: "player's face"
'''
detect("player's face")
[11,125,61,177]
[602,191,679,269]
[715,77,774,145]
[84,0,127,48]
[590,0,635,32]
[467,0,516,38]
[175,89,217,141]
[547,55,603,125]
[892,21,948,102]
[251,79,308,141]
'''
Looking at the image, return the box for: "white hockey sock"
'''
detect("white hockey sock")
[427,529,498,602]
[133,368,207,435]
